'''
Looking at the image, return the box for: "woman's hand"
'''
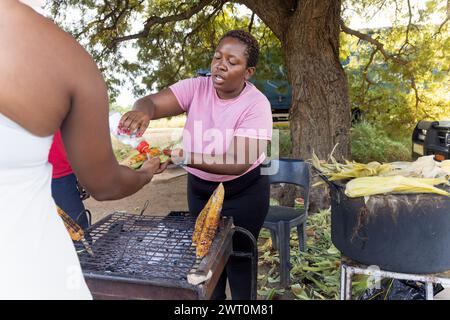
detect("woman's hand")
[169,148,185,165]
[119,110,150,137]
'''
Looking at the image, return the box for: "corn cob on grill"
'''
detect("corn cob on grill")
[193,183,225,258]
[192,195,212,245]
[56,206,94,256]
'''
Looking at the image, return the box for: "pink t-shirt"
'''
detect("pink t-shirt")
[170,76,273,182]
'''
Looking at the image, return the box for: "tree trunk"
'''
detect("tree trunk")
[234,0,351,211]
[283,0,350,161]
[282,1,350,211]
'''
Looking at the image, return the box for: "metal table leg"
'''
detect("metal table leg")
[345,266,354,300]
[425,282,434,300]
[341,256,450,300]
[232,226,258,300]
[340,263,347,300]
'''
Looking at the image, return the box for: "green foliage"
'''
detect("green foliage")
[47,1,285,98]
[278,129,293,158]
[351,121,412,163]
[341,0,450,135]
[46,0,450,141]
[267,128,292,158]
[258,209,369,300]
[271,122,412,163]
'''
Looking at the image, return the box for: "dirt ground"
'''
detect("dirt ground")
[84,166,189,224]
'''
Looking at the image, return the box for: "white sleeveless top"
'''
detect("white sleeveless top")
[0,113,92,299]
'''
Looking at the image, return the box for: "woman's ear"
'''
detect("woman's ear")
[245,67,256,80]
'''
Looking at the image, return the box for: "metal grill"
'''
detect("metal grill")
[78,212,201,283]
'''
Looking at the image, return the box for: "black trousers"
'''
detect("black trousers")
[51,173,89,229]
[187,166,270,300]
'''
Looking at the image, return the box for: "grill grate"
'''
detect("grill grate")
[78,212,200,283]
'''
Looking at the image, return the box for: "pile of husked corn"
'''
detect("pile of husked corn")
[312,153,450,197]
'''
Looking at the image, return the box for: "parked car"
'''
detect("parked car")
[412,120,450,161]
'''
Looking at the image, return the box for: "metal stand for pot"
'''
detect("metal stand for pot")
[340,256,450,300]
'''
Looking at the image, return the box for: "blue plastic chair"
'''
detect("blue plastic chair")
[263,159,310,287]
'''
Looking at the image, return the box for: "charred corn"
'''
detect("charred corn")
[196,183,225,258]
[56,206,94,256]
[192,195,213,245]
[120,151,146,168]
[56,206,84,241]
[129,153,147,165]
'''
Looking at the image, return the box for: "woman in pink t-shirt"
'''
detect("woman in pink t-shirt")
[120,30,273,300]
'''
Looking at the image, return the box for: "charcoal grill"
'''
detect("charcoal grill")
[78,211,236,300]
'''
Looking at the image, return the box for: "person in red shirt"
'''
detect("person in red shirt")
[49,130,89,229]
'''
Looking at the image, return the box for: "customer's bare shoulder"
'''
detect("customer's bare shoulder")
[0,2,105,136]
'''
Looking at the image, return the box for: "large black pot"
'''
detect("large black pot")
[322,174,450,274]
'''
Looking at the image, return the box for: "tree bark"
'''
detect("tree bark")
[283,0,350,161]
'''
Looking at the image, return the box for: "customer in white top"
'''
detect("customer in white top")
[0,0,164,299]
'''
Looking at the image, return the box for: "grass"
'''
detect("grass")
[270,121,412,163]
[257,207,369,300]
[351,121,411,163]
[273,122,290,130]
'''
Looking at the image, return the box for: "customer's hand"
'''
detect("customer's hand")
[154,159,172,174]
[118,110,150,137]
[139,157,161,179]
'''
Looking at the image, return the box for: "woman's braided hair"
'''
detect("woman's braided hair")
[219,30,260,68]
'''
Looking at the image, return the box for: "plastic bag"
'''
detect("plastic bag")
[109,112,143,148]
[358,279,444,300]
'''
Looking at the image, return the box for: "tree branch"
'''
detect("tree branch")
[174,3,224,82]
[340,19,408,65]
[236,0,288,39]
[248,12,255,33]
[109,0,217,48]
[410,75,422,118]
[73,0,145,40]
[340,19,423,114]
[448,0,450,18]
[433,0,450,38]
[360,49,377,105]
[398,0,413,54]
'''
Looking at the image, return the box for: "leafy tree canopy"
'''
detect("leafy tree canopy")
[47,0,449,136]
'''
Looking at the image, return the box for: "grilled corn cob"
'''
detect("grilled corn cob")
[192,196,213,245]
[56,206,94,256]
[120,151,147,169]
[128,153,147,165]
[57,206,84,241]
[196,183,225,258]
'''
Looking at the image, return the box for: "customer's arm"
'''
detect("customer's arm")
[119,89,185,137]
[59,38,161,201]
